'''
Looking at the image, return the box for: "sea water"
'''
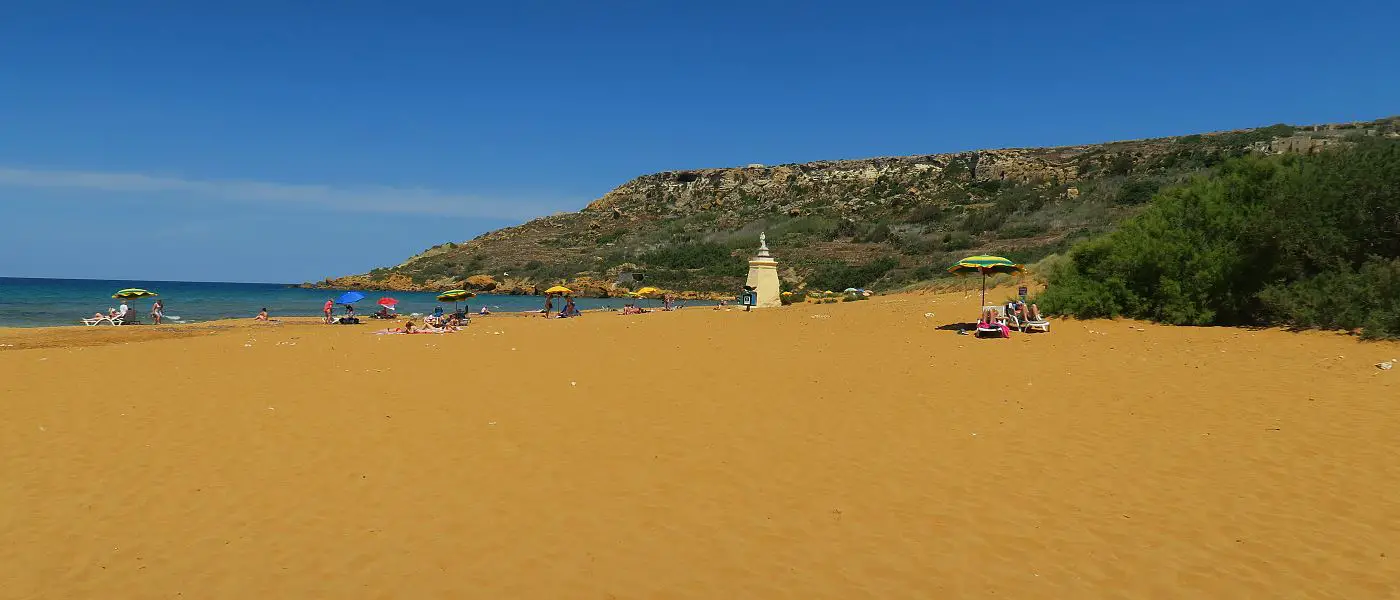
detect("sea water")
[0,277,702,328]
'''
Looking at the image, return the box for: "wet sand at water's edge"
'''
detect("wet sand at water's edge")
[3,289,1398,599]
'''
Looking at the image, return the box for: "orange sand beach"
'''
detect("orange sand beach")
[2,288,1398,599]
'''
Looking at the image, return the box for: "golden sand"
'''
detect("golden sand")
[3,289,1398,599]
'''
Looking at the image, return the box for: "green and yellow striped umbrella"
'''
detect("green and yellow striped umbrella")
[112,288,158,299]
[436,289,474,302]
[947,255,1023,276]
[436,289,475,314]
[948,255,1023,311]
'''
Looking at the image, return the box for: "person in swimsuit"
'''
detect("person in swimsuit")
[323,299,334,323]
[151,299,164,325]
[558,296,580,318]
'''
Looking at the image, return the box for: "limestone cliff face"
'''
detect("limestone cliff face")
[583,148,1086,219]
[315,116,1398,295]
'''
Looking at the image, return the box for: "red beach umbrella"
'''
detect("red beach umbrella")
[377,297,398,307]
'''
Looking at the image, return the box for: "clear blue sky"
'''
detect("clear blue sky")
[2,1,1395,283]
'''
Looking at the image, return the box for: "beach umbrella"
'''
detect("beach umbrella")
[634,286,662,297]
[842,287,861,294]
[436,289,474,302]
[436,289,475,313]
[948,255,1024,310]
[112,288,157,299]
[545,285,573,295]
[335,291,366,305]
[377,297,398,306]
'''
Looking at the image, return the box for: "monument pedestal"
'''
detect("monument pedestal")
[744,233,782,309]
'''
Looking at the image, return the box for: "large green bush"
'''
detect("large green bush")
[641,243,732,269]
[806,257,899,291]
[1039,139,1400,338]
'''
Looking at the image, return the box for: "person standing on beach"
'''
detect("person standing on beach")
[543,294,554,318]
[323,299,334,323]
[150,299,164,325]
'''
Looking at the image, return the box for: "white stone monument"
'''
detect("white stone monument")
[744,232,782,308]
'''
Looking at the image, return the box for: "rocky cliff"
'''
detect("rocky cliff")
[314,117,1398,296]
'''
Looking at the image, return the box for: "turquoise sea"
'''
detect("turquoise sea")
[0,277,694,328]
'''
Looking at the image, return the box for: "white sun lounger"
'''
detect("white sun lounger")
[82,315,122,326]
[976,306,1008,337]
[1023,318,1050,332]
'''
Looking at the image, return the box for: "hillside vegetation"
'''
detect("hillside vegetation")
[1039,138,1400,339]
[316,117,1398,297]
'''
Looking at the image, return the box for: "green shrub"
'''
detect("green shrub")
[943,231,975,251]
[897,234,941,255]
[907,204,946,224]
[641,243,732,269]
[806,257,899,291]
[997,223,1049,239]
[1039,139,1400,338]
[962,207,1008,234]
[857,221,893,243]
[1107,154,1136,176]
[1114,177,1161,205]
[1258,258,1400,339]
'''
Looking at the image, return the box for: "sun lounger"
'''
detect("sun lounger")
[976,306,1011,338]
[82,315,121,326]
[1023,317,1050,332]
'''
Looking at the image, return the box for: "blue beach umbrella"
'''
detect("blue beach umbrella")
[335,291,366,305]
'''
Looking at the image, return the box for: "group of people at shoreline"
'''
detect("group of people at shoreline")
[540,294,582,318]
[87,299,165,325]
